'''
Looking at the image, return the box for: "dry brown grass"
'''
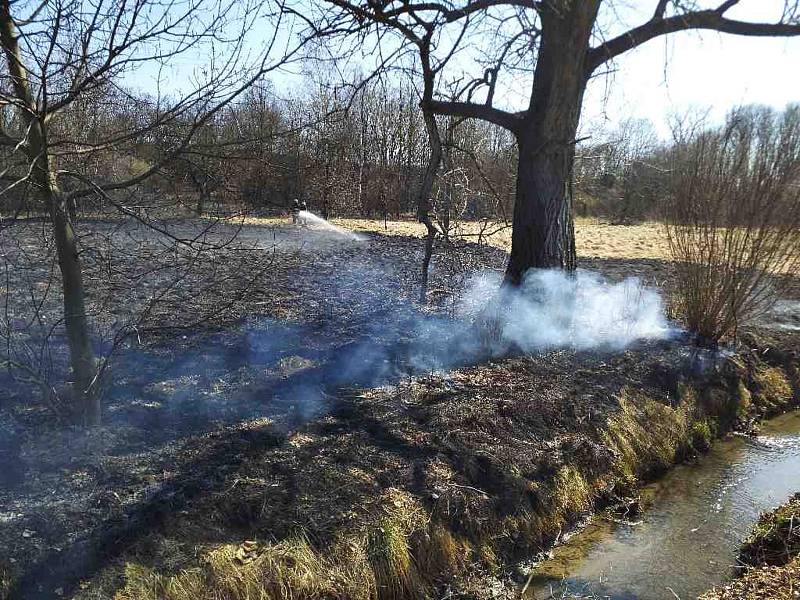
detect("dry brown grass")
[600,386,695,485]
[103,349,763,600]
[28,214,791,600]
[753,366,793,410]
[699,556,800,600]
[236,215,798,283]
[89,343,798,600]
[237,215,673,262]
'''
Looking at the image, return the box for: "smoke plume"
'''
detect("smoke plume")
[459,269,673,354]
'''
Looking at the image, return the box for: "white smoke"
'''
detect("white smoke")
[459,269,674,353]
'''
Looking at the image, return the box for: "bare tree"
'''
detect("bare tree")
[306,0,800,283]
[417,104,444,302]
[0,0,303,424]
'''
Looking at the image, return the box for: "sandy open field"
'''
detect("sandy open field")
[242,216,673,262]
[340,217,671,262]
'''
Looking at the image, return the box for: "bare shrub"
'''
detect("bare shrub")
[664,105,800,345]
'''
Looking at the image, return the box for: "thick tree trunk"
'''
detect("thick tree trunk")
[504,1,598,285]
[506,135,578,283]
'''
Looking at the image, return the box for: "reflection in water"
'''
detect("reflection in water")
[529,411,800,600]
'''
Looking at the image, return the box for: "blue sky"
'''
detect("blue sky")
[118,0,800,140]
[582,2,800,137]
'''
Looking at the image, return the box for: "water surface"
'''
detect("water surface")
[528,410,800,599]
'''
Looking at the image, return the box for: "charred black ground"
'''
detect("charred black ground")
[1,218,798,599]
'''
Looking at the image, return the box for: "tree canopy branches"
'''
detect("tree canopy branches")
[308,1,800,136]
[587,1,800,72]
[304,0,800,282]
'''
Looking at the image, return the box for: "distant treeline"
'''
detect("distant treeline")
[1,75,518,223]
[575,103,800,224]
[2,72,797,226]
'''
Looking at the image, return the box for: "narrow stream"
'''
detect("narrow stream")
[528,410,800,600]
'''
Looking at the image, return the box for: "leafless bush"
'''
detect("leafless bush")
[664,105,800,345]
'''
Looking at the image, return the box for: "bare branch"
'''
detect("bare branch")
[588,4,800,73]
[429,99,523,133]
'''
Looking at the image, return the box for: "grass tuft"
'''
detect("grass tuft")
[551,465,592,523]
[740,493,800,568]
[0,563,12,600]
[204,537,335,599]
[116,562,207,600]
[602,389,693,483]
[367,517,420,600]
[117,537,352,600]
[414,523,471,576]
[736,381,752,420]
[690,420,713,452]
[753,366,793,409]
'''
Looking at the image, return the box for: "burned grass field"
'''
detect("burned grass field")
[1,217,799,599]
